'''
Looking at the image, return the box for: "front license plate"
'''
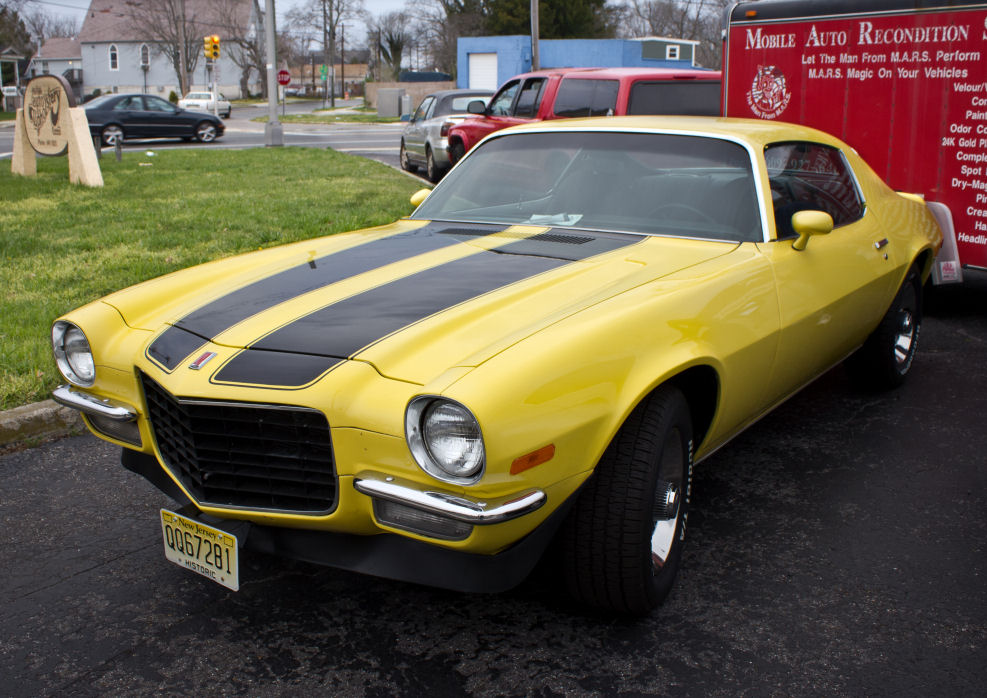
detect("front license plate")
[160,509,239,591]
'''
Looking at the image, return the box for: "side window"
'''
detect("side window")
[626,81,721,116]
[553,79,619,118]
[488,81,520,116]
[114,96,141,111]
[513,78,546,117]
[145,96,176,112]
[412,96,433,122]
[765,142,865,238]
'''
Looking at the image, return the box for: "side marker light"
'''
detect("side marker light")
[511,444,556,475]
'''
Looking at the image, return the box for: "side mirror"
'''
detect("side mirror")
[791,210,834,250]
[410,189,431,208]
[467,100,486,115]
[400,113,411,122]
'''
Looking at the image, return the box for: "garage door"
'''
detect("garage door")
[468,53,499,90]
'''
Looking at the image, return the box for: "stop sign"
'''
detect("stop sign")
[277,69,290,86]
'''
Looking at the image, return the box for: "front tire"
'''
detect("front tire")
[846,265,922,389]
[195,122,218,143]
[399,140,418,173]
[560,385,694,615]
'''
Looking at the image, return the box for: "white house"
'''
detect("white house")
[27,37,83,100]
[35,0,260,101]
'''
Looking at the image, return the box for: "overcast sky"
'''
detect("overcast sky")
[21,0,411,47]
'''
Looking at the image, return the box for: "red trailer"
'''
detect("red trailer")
[723,0,987,283]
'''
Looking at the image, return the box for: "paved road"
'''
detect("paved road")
[2,273,985,696]
[0,100,408,172]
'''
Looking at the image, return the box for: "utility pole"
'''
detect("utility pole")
[340,24,345,100]
[264,0,283,146]
[530,0,540,71]
[322,0,329,108]
[329,1,336,108]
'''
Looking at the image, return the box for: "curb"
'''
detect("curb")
[0,399,85,450]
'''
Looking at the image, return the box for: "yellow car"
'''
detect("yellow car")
[51,117,942,614]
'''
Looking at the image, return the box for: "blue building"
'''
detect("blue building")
[458,36,704,89]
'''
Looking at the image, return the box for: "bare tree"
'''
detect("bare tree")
[285,0,364,105]
[214,0,266,98]
[366,11,414,82]
[408,0,487,78]
[620,0,728,68]
[21,8,78,45]
[125,0,204,95]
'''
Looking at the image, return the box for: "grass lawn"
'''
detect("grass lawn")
[0,112,15,121]
[0,146,423,410]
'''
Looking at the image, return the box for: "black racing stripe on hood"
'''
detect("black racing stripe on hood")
[145,222,506,371]
[210,230,640,388]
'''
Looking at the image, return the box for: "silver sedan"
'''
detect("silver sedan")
[400,89,493,182]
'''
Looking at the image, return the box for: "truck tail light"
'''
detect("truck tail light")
[440,121,454,137]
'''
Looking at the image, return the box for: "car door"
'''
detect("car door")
[470,77,546,142]
[110,95,144,136]
[405,96,434,163]
[757,141,902,401]
[142,95,187,138]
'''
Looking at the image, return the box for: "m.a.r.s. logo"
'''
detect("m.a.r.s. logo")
[747,65,791,119]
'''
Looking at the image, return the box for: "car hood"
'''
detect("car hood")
[104,219,737,387]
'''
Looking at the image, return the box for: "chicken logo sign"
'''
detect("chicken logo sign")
[747,65,791,120]
[24,74,75,156]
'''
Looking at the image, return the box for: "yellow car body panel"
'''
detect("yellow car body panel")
[52,116,943,594]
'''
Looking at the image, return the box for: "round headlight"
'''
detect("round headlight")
[406,397,485,484]
[52,321,95,387]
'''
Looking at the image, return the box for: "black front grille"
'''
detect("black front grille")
[141,374,336,514]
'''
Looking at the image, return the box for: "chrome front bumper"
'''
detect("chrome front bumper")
[354,477,545,525]
[52,385,137,421]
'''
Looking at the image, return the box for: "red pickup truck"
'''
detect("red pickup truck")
[446,66,721,164]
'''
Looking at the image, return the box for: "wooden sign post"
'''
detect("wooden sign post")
[11,74,103,187]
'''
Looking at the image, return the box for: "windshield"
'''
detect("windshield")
[412,131,762,241]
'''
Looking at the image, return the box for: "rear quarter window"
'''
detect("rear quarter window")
[553,79,619,118]
[626,80,721,116]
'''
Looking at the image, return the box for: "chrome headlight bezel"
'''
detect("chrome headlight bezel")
[51,320,96,387]
[405,396,485,485]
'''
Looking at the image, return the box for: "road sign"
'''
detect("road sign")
[277,69,290,86]
[320,64,328,81]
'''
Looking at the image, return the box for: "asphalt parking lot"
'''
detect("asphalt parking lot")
[1,273,984,696]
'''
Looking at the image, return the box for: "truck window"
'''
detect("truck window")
[553,79,619,118]
[765,142,865,237]
[626,81,721,116]
[513,78,546,118]
[488,81,520,116]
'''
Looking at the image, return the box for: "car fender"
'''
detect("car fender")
[435,244,781,497]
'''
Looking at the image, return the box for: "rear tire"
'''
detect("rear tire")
[425,146,443,183]
[846,265,922,389]
[560,385,694,615]
[101,124,124,146]
[449,140,465,166]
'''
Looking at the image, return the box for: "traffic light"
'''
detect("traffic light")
[203,35,220,60]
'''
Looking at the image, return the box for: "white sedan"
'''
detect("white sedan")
[177,91,231,119]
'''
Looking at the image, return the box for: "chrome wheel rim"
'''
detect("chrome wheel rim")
[893,308,915,367]
[197,125,216,142]
[651,428,684,571]
[103,126,122,145]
